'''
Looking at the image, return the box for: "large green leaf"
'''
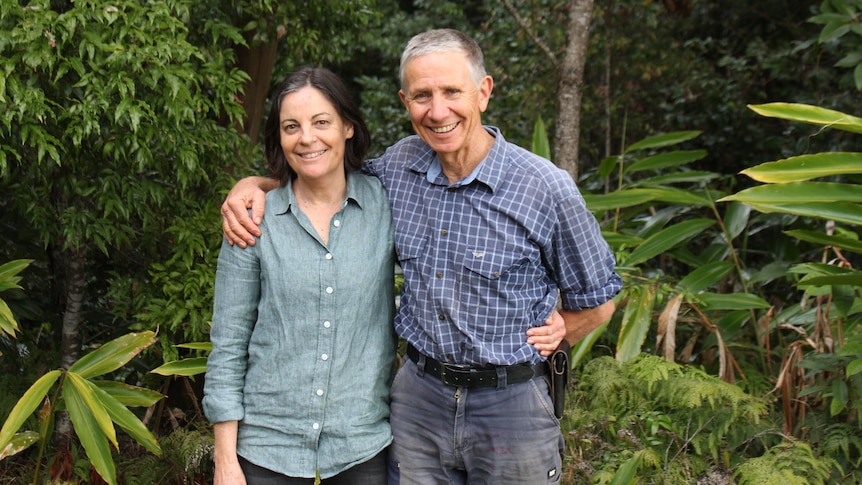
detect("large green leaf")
[723,202,751,241]
[0,259,32,283]
[65,372,117,448]
[570,321,610,370]
[177,342,213,351]
[63,375,117,485]
[92,381,164,407]
[0,370,60,454]
[798,273,862,287]
[617,285,656,363]
[609,449,646,485]
[737,153,862,183]
[602,232,643,249]
[0,299,19,336]
[625,150,707,174]
[740,201,862,226]
[583,189,658,211]
[648,187,717,207]
[785,230,862,255]
[748,103,862,134]
[633,171,719,187]
[830,379,848,416]
[625,131,702,153]
[720,182,862,204]
[696,292,771,310]
[68,331,156,379]
[151,357,209,377]
[531,117,550,161]
[89,382,161,455]
[626,219,716,267]
[677,261,735,294]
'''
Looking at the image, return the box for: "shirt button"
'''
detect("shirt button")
[325,253,333,260]
[436,272,443,278]
[326,287,333,294]
[438,313,445,320]
[323,321,331,328]
[312,423,320,430]
[321,354,329,361]
[493,271,500,277]
[441,229,448,236]
[333,220,341,227]
[316,389,324,396]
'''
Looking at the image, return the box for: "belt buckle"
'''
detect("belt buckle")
[439,363,471,387]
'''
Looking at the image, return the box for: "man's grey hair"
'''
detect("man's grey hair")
[399,28,487,90]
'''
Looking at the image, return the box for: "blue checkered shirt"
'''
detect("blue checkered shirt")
[365,127,621,366]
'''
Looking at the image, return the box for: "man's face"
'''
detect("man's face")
[399,51,493,163]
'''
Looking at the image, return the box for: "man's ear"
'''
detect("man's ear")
[399,89,409,110]
[478,76,494,112]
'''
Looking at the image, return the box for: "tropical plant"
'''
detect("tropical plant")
[0,260,31,340]
[529,110,857,480]
[0,331,163,485]
[719,102,862,481]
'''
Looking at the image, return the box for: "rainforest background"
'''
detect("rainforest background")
[2,0,862,483]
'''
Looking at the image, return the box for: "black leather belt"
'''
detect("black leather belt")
[406,344,546,388]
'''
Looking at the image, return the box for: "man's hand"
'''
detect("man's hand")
[527,310,566,357]
[221,176,278,247]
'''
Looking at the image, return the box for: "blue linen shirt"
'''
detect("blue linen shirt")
[365,126,621,367]
[202,172,396,479]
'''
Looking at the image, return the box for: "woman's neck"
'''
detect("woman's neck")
[292,175,347,206]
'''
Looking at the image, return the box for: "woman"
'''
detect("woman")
[203,67,395,485]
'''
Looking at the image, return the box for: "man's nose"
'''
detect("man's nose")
[428,96,449,120]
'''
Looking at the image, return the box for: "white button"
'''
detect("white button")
[325,253,333,260]
[333,220,341,227]
[312,423,319,430]
[316,389,324,396]
[323,321,331,328]
[326,287,333,294]
[321,354,329,361]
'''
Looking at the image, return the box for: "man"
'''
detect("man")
[222,28,621,484]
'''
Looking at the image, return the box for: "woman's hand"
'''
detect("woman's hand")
[213,421,246,485]
[214,457,247,485]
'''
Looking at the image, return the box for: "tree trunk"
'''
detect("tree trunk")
[554,0,595,180]
[54,243,88,450]
[235,31,279,147]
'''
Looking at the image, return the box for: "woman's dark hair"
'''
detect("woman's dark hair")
[263,67,371,184]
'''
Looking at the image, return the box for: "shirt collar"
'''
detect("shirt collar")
[270,171,364,215]
[410,126,507,193]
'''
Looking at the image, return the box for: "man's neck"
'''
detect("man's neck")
[438,129,495,183]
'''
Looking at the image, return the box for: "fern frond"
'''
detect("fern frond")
[734,439,839,485]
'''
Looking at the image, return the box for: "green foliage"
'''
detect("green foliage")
[810,0,862,90]
[0,332,162,484]
[0,0,248,385]
[566,355,768,484]
[734,439,837,485]
[721,103,862,430]
[0,260,31,339]
[116,425,214,485]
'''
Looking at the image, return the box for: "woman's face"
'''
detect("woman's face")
[279,86,354,183]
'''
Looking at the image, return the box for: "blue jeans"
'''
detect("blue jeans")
[389,358,564,485]
[240,451,388,485]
